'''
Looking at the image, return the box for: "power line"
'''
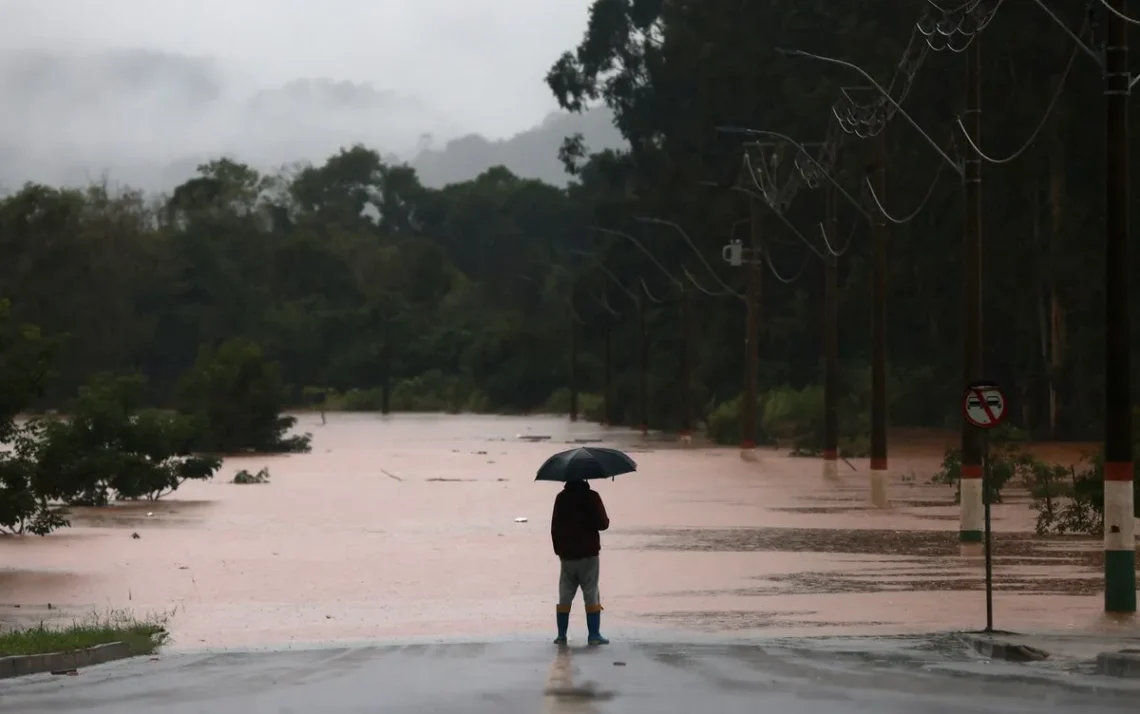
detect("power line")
[955,32,1082,164]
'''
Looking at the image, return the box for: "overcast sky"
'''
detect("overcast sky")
[0,0,598,188]
[1,0,592,137]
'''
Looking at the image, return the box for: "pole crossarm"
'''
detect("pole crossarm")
[774,49,965,176]
[718,126,875,220]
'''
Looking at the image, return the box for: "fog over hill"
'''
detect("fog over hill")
[0,48,625,192]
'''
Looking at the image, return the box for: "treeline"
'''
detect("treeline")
[5,1,1140,451]
[544,0,1140,442]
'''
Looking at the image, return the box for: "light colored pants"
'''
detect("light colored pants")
[556,556,602,614]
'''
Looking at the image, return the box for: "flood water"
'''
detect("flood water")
[1,414,1136,650]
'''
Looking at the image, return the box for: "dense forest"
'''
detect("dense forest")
[2,0,1138,457]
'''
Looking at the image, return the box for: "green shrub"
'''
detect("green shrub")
[1032,451,1140,536]
[930,425,1036,504]
[541,388,604,422]
[705,393,768,446]
[707,381,870,454]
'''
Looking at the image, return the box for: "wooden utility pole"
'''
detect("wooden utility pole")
[380,310,392,415]
[960,32,985,544]
[602,320,613,426]
[823,180,840,480]
[569,316,579,422]
[869,130,889,507]
[679,286,694,444]
[741,196,762,458]
[1103,0,1135,613]
[637,294,649,435]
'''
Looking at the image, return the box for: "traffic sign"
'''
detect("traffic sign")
[963,382,1007,429]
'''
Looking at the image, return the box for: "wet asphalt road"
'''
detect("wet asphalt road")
[4,636,1140,714]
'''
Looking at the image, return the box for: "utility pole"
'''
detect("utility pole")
[823,179,840,481]
[1103,0,1135,613]
[569,315,579,422]
[960,31,985,544]
[741,196,762,460]
[869,129,889,507]
[637,293,649,436]
[602,320,613,427]
[679,286,694,445]
[380,310,392,415]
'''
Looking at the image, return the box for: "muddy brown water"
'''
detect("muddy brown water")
[1,414,1136,650]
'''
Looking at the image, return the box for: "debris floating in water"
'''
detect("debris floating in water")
[516,434,552,442]
[514,517,528,523]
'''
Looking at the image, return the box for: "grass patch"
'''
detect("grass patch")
[0,610,169,657]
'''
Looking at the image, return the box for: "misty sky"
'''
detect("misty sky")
[0,0,600,188]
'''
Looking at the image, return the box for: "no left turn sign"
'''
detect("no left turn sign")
[963,382,1007,429]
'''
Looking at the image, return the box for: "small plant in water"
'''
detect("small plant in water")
[232,467,271,484]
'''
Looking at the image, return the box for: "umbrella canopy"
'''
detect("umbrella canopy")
[535,447,638,482]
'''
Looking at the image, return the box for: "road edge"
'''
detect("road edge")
[961,634,1050,663]
[0,641,132,679]
[1096,651,1140,678]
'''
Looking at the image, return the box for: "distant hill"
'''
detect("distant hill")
[406,107,625,187]
[0,47,626,192]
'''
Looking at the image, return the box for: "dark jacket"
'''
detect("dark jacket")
[551,480,610,560]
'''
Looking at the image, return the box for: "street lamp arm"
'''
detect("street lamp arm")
[719,125,873,220]
[773,49,965,176]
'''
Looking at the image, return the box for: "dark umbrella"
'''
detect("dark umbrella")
[535,447,638,482]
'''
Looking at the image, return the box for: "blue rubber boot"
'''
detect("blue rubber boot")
[586,612,609,645]
[554,611,569,645]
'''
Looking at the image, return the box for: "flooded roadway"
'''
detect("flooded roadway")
[0,414,1136,650]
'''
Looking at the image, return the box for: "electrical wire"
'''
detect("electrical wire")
[632,219,746,298]
[733,182,828,261]
[763,244,812,284]
[863,160,946,225]
[572,248,640,304]
[589,227,684,288]
[682,264,742,299]
[954,34,1081,165]
[817,215,858,258]
[639,278,668,304]
[1096,0,1140,25]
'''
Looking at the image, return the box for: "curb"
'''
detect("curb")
[962,635,1049,663]
[0,641,132,679]
[1096,650,1140,679]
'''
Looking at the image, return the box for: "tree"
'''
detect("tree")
[30,374,222,506]
[176,338,311,454]
[0,300,63,534]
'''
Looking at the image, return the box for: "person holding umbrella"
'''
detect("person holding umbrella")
[537,446,638,646]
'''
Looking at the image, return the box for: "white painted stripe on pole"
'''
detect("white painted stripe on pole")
[870,467,888,507]
[1105,480,1136,552]
[960,478,983,532]
[822,459,839,481]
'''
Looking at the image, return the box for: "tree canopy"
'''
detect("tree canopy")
[0,0,1134,452]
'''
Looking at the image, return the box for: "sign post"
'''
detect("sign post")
[962,380,1008,633]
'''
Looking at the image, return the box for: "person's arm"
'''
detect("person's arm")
[592,491,610,531]
[551,495,562,556]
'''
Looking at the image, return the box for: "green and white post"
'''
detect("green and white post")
[959,462,984,543]
[1104,461,1135,612]
[1102,0,1136,615]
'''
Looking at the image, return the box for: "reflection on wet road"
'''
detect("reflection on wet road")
[5,638,1140,714]
[0,414,1136,648]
